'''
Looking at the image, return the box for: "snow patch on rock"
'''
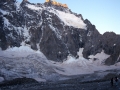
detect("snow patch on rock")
[56,10,86,29]
[3,17,10,28]
[0,9,9,15]
[89,50,110,65]
[26,4,42,11]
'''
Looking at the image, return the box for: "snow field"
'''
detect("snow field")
[56,10,86,29]
[0,46,120,82]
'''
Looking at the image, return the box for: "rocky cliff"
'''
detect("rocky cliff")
[0,0,120,65]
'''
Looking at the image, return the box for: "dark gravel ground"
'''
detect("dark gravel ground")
[0,78,120,90]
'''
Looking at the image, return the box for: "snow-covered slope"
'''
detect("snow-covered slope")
[0,46,120,82]
[0,46,58,82]
[26,4,42,10]
[52,48,120,76]
[51,10,86,29]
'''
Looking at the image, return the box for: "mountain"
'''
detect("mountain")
[0,0,120,65]
[0,0,120,83]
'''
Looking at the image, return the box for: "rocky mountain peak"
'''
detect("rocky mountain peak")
[0,0,120,65]
[44,0,70,13]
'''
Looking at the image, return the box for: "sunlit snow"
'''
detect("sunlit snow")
[26,4,42,11]
[0,9,9,15]
[56,10,86,29]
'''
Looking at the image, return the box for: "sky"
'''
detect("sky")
[17,0,120,34]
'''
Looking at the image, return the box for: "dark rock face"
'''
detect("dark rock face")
[0,1,120,65]
[102,32,120,65]
[83,19,102,59]
[0,0,23,50]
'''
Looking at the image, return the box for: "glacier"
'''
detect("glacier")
[0,46,120,83]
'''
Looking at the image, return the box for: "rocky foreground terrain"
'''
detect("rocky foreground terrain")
[0,76,120,90]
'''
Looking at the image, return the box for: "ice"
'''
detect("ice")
[15,1,20,10]
[49,24,62,39]
[53,48,93,75]
[88,50,110,65]
[56,10,86,29]
[52,48,119,76]
[0,46,59,82]
[0,46,43,58]
[77,48,84,57]
[0,46,120,82]
[14,27,23,36]
[0,46,58,81]
[23,25,29,37]
[3,17,10,28]
[0,9,9,15]
[114,44,116,46]
[26,4,42,11]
